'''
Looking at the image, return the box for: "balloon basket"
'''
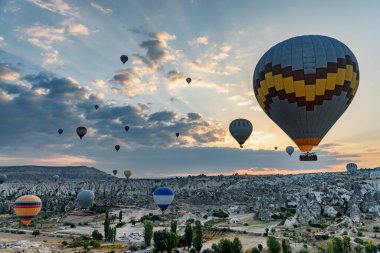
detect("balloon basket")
[299,152,317,161]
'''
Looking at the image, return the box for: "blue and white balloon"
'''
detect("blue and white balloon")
[346,163,358,174]
[153,187,174,212]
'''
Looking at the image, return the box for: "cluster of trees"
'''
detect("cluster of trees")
[104,211,117,242]
[209,237,243,253]
[143,219,203,252]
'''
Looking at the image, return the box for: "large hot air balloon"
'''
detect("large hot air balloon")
[229,119,253,148]
[115,145,120,152]
[0,174,7,184]
[186,77,192,84]
[125,126,130,132]
[286,146,295,156]
[14,195,42,226]
[94,105,99,110]
[53,175,59,182]
[153,187,174,213]
[58,129,63,135]
[175,133,179,138]
[120,55,128,64]
[113,170,118,176]
[76,126,87,139]
[77,190,95,209]
[346,163,358,174]
[124,170,132,179]
[253,35,359,161]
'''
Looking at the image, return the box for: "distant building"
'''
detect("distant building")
[369,167,380,179]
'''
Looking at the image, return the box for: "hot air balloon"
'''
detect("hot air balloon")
[53,175,59,182]
[229,119,253,148]
[153,187,174,213]
[115,145,120,152]
[125,126,130,132]
[253,35,359,161]
[76,126,87,139]
[124,170,132,179]
[113,170,118,176]
[346,163,358,174]
[120,55,128,64]
[58,129,63,135]
[77,190,95,209]
[0,174,7,184]
[175,133,179,138]
[94,105,99,110]
[186,77,192,84]
[274,146,278,150]
[14,195,42,226]
[286,146,294,156]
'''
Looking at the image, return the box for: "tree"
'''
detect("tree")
[219,238,234,253]
[265,228,269,236]
[354,244,363,253]
[190,248,197,253]
[342,236,351,253]
[153,230,167,253]
[282,239,292,253]
[193,220,203,253]
[271,227,276,235]
[32,230,40,237]
[118,210,123,223]
[267,236,281,253]
[364,240,377,253]
[92,230,103,241]
[299,248,309,253]
[327,237,343,253]
[232,237,243,253]
[258,244,263,251]
[144,220,154,246]
[104,211,110,241]
[252,247,260,253]
[184,223,193,250]
[167,232,179,252]
[170,220,177,234]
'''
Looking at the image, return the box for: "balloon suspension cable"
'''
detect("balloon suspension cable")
[240,144,243,148]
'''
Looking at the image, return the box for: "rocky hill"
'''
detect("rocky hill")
[0,166,112,183]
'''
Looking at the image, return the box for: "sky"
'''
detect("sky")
[0,0,380,177]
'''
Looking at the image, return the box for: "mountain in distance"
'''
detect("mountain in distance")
[0,165,113,183]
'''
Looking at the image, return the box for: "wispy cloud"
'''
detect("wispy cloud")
[0,64,20,81]
[27,0,79,17]
[90,2,112,14]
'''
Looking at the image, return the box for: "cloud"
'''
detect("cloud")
[195,36,208,45]
[42,50,64,66]
[92,79,106,89]
[61,19,91,36]
[27,0,79,17]
[148,111,177,122]
[166,70,186,83]
[0,64,20,81]
[90,2,112,14]
[0,36,4,46]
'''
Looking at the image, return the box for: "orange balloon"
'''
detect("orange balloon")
[14,195,42,226]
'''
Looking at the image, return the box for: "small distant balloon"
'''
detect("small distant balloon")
[94,105,99,110]
[175,133,179,138]
[0,174,7,184]
[58,129,63,135]
[186,77,192,84]
[53,175,59,182]
[76,126,87,139]
[120,55,128,64]
[229,119,253,148]
[285,146,294,156]
[115,145,120,152]
[124,170,132,179]
[274,146,278,150]
[113,170,118,176]
[124,126,130,132]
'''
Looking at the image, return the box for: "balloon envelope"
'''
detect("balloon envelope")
[76,126,87,139]
[14,195,42,226]
[346,163,358,174]
[153,187,174,212]
[94,105,99,110]
[286,146,294,156]
[120,55,128,64]
[58,129,63,135]
[125,126,130,132]
[77,190,95,209]
[229,119,253,148]
[253,35,359,152]
[115,145,120,152]
[0,174,7,184]
[175,133,179,138]
[124,170,132,179]
[53,175,59,182]
[186,77,192,84]
[113,170,117,176]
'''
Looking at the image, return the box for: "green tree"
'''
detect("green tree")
[282,239,292,253]
[32,230,40,237]
[252,247,260,253]
[299,248,309,253]
[265,228,269,236]
[327,237,343,253]
[92,230,103,241]
[354,244,363,253]
[167,232,179,252]
[118,210,123,222]
[271,227,276,235]
[184,223,193,250]
[219,238,234,253]
[258,244,263,251]
[190,248,197,253]
[267,236,281,253]
[193,220,203,253]
[170,220,177,234]
[364,240,377,253]
[153,230,167,253]
[342,236,351,253]
[144,220,154,246]
[104,211,110,241]
[232,237,243,253]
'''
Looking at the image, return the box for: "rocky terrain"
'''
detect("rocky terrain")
[0,166,379,230]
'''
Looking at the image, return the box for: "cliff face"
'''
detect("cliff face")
[0,167,379,226]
